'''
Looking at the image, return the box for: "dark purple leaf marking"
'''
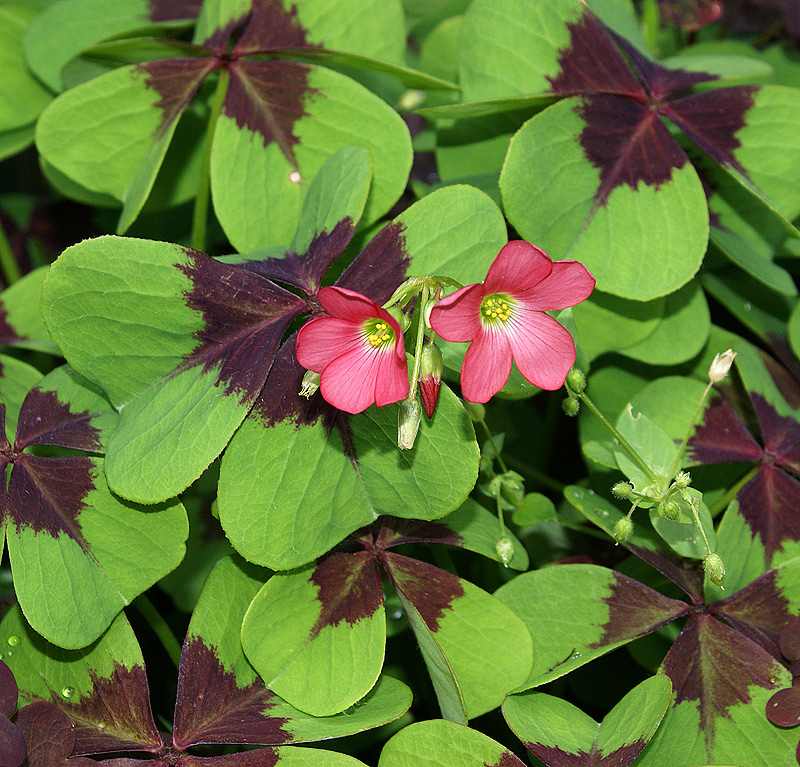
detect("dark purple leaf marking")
[309,552,383,636]
[61,665,162,757]
[137,58,217,140]
[147,0,203,22]
[524,740,645,767]
[662,612,783,740]
[578,95,688,206]
[627,543,704,601]
[232,0,318,56]
[247,219,357,303]
[223,59,316,166]
[709,568,793,660]
[588,570,688,649]
[0,662,25,767]
[485,753,526,767]
[14,702,96,767]
[0,305,24,347]
[177,248,306,403]
[661,87,758,175]
[15,388,103,453]
[546,11,646,99]
[0,661,17,717]
[375,516,463,550]
[766,684,800,727]
[172,638,291,750]
[780,616,800,662]
[383,553,464,632]
[182,749,280,766]
[690,391,800,562]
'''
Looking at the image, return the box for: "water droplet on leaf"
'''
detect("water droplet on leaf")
[61,686,75,699]
[7,635,19,646]
[288,170,302,184]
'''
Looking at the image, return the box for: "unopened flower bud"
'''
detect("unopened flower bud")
[418,343,443,418]
[397,396,422,450]
[495,536,515,567]
[675,471,691,489]
[704,552,726,586]
[660,500,680,521]
[613,517,633,543]
[300,370,320,398]
[463,401,485,422]
[499,472,525,508]
[566,368,586,395]
[611,481,633,499]
[387,305,411,332]
[709,349,736,383]
[562,396,580,416]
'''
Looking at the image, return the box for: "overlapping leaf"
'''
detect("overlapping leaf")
[33,0,425,245]
[0,364,187,649]
[241,516,532,720]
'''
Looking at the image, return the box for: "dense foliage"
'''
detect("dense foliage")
[1,0,800,765]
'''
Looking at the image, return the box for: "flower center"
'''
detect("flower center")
[364,318,395,349]
[480,294,514,326]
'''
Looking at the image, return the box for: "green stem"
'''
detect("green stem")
[579,391,658,484]
[708,464,759,517]
[665,380,713,481]
[505,454,564,494]
[0,216,21,287]
[191,66,230,253]
[478,419,509,474]
[688,496,713,556]
[408,287,429,392]
[496,492,507,538]
[133,595,181,671]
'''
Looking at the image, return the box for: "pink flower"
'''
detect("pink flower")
[296,286,409,414]
[428,241,595,403]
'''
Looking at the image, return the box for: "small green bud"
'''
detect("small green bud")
[463,400,485,422]
[495,536,515,567]
[613,517,633,544]
[499,472,525,508]
[660,499,680,521]
[704,553,726,587]
[387,305,411,332]
[611,481,633,499]
[397,396,422,450]
[562,396,580,416]
[299,370,320,398]
[565,368,586,395]
[675,471,691,489]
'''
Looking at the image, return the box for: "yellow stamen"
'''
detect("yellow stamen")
[480,294,514,325]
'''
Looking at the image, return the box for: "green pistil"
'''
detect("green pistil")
[364,318,395,349]
[481,293,514,326]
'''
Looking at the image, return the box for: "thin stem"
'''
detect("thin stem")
[191,66,230,253]
[579,391,658,484]
[478,419,509,474]
[408,287,429,392]
[505,454,564,494]
[688,496,713,556]
[496,492,507,538]
[133,595,181,671]
[666,380,713,481]
[708,464,759,517]
[0,216,21,287]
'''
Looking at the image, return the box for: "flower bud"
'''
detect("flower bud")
[674,471,691,489]
[397,396,422,450]
[709,349,736,383]
[562,396,580,416]
[659,500,680,521]
[418,343,443,418]
[499,472,525,508]
[611,481,633,499]
[463,400,485,422]
[495,536,515,567]
[566,368,586,395]
[704,552,726,587]
[387,305,411,333]
[299,370,320,398]
[613,517,633,543]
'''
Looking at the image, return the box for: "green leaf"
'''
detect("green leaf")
[494,562,687,689]
[0,267,60,354]
[0,4,52,132]
[0,122,35,161]
[241,561,385,716]
[614,405,680,488]
[0,355,43,440]
[512,492,557,526]
[219,383,479,570]
[648,487,716,561]
[211,64,412,252]
[501,98,708,301]
[379,719,526,767]
[503,675,672,766]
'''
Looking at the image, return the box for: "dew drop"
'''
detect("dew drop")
[4,651,11,657]
[97,722,106,730]
[7,635,19,647]
[571,652,582,660]
[597,509,608,518]
[769,675,778,685]
[572,489,584,499]
[61,686,75,699]
[288,170,302,184]
[391,608,404,620]
[743,303,752,311]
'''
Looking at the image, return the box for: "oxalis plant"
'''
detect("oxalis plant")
[2,0,800,765]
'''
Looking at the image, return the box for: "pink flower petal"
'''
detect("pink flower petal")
[373,346,410,407]
[320,345,383,414]
[484,241,552,294]
[460,327,513,403]
[507,310,576,390]
[429,283,485,342]
[295,317,363,372]
[516,260,596,311]
[318,285,384,322]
